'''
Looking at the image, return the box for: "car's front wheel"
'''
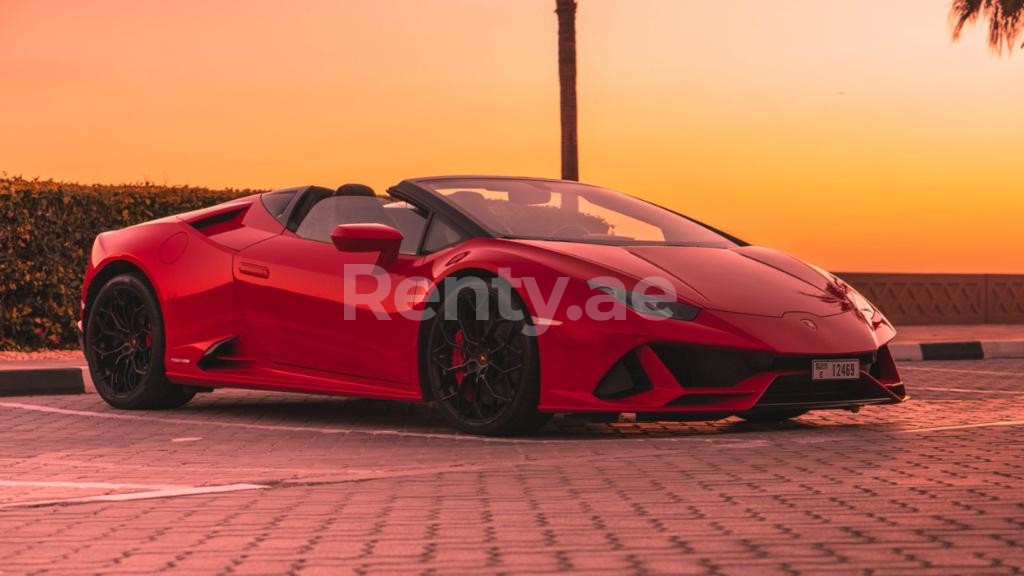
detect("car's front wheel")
[84,273,194,410]
[426,278,549,436]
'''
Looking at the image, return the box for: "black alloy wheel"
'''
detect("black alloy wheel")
[85,274,194,409]
[427,278,548,435]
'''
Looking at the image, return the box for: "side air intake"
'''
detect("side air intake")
[594,350,652,400]
[197,336,245,370]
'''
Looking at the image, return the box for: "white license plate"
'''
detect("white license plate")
[812,359,860,381]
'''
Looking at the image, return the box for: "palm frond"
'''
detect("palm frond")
[949,0,1024,54]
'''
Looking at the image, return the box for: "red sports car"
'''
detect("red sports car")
[81,176,906,435]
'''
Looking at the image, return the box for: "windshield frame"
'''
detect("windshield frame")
[399,176,745,248]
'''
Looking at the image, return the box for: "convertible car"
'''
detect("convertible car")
[80,176,906,435]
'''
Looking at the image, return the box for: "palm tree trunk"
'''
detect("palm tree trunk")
[555,0,579,181]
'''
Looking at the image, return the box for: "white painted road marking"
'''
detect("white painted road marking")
[912,386,1024,395]
[0,400,819,446]
[0,483,268,509]
[92,483,267,501]
[0,401,773,445]
[0,401,544,444]
[901,365,1021,377]
[902,420,1024,433]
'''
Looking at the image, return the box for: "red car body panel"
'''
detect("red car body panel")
[81,177,906,417]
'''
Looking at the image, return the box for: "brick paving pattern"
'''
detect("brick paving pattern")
[0,359,1022,575]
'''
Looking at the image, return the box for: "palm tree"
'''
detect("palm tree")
[950,0,1024,54]
[555,0,579,181]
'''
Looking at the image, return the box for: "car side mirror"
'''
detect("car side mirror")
[330,224,404,268]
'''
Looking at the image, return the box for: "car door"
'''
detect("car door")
[233,194,430,386]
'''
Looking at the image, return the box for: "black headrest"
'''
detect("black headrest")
[337,183,375,197]
[448,190,488,203]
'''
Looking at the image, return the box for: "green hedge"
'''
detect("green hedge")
[0,177,261,350]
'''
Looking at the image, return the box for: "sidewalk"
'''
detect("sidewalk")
[891,324,1024,361]
[1,324,1022,396]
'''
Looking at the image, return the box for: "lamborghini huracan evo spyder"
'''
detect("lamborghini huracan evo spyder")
[80,176,907,435]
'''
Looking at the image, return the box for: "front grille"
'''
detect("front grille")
[773,352,876,373]
[652,344,880,389]
[651,345,773,388]
[757,374,890,406]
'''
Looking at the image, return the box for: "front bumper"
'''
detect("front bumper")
[535,308,907,415]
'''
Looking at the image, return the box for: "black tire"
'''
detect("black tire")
[84,273,194,410]
[737,409,807,423]
[426,277,549,436]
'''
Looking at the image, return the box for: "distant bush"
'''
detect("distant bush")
[0,176,260,350]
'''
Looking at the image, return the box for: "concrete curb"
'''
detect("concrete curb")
[889,340,1024,362]
[0,365,93,397]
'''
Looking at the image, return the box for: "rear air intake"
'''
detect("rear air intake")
[188,207,248,236]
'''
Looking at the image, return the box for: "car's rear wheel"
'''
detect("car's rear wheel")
[737,409,807,423]
[85,274,194,410]
[426,278,549,436]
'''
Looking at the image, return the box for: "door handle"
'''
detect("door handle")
[238,262,270,279]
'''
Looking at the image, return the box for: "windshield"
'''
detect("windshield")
[418,178,737,247]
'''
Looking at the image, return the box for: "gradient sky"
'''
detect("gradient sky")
[1,0,1021,273]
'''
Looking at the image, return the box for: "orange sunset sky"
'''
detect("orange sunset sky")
[1,0,1021,273]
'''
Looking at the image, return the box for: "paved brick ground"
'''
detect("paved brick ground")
[0,359,1022,575]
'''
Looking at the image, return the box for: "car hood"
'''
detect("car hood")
[517,240,852,318]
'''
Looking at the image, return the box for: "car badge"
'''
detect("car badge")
[801,319,818,331]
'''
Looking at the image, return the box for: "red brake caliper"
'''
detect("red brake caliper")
[452,330,466,386]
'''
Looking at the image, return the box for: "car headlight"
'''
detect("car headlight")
[592,283,700,321]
